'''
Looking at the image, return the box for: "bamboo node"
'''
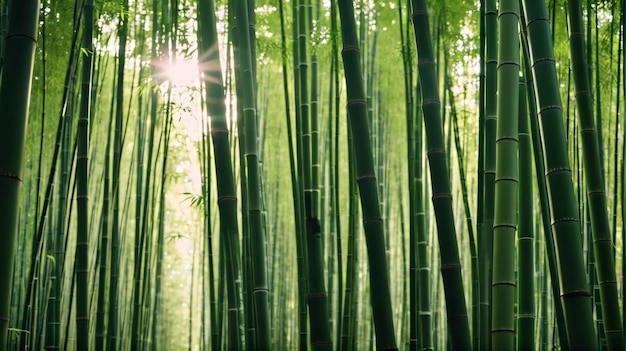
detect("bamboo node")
[493,223,517,230]
[362,217,382,224]
[431,193,451,200]
[560,290,591,298]
[495,136,518,143]
[498,10,520,17]
[0,171,22,182]
[310,341,333,346]
[0,316,9,322]
[417,59,435,65]
[346,99,367,106]
[494,177,519,183]
[491,328,515,332]
[551,217,579,225]
[441,263,461,270]
[579,128,597,135]
[6,33,37,44]
[356,173,376,181]
[218,195,237,202]
[210,128,229,134]
[491,281,516,287]
[496,61,521,69]
[526,16,548,26]
[422,99,440,106]
[427,148,445,155]
[537,104,561,114]
[306,293,328,299]
[545,166,571,176]
[341,46,360,54]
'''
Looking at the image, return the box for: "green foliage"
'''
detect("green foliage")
[3,0,626,350]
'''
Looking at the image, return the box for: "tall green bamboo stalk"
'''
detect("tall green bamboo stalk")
[0,1,40,349]
[520,0,598,349]
[490,0,519,349]
[520,17,569,350]
[516,76,535,351]
[337,0,397,349]
[233,0,271,348]
[296,0,332,347]
[197,0,244,348]
[108,1,130,348]
[480,0,497,348]
[565,1,624,348]
[76,0,94,349]
[409,0,471,349]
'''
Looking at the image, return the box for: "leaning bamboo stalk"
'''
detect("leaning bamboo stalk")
[520,0,598,348]
[409,0,471,349]
[565,1,625,348]
[337,0,398,349]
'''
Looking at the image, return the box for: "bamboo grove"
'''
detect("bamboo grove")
[4,0,626,350]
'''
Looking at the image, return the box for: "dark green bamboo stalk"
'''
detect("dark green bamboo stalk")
[520,15,569,350]
[490,1,519,349]
[337,0,397,349]
[399,2,418,348]
[414,83,431,351]
[108,1,130,348]
[296,0,332,347]
[516,76,535,351]
[476,1,485,349]
[520,0,598,349]
[447,80,477,351]
[0,1,40,349]
[341,129,358,351]
[480,0,497,348]
[408,0,471,349]
[232,0,271,348]
[565,1,624,349]
[197,0,244,348]
[76,0,94,349]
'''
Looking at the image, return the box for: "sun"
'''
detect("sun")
[153,58,200,87]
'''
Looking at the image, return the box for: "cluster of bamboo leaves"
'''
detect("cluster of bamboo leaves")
[2,0,626,350]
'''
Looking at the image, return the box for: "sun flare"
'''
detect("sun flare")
[163,59,200,87]
[152,58,200,87]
